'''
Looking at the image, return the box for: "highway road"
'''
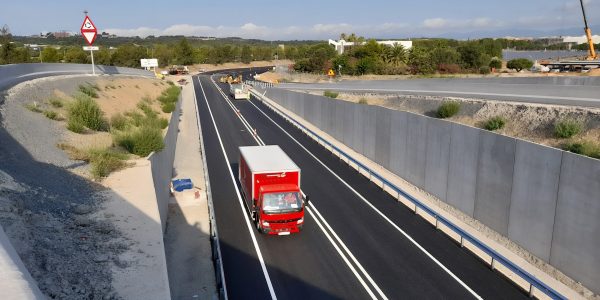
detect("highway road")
[193,70,530,299]
[279,77,600,108]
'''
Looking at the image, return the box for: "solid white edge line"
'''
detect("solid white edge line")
[192,76,228,299]
[197,76,277,300]
[249,93,483,300]
[208,78,380,299]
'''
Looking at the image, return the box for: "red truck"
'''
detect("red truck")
[239,145,307,235]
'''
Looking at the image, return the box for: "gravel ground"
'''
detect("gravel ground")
[0,76,129,299]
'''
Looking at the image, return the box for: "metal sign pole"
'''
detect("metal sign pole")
[90,49,96,75]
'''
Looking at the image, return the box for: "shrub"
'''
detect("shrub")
[43,110,59,120]
[159,118,169,129]
[563,141,600,159]
[88,148,129,179]
[78,84,99,98]
[68,93,108,131]
[506,58,533,72]
[436,101,460,118]
[554,119,582,138]
[67,118,85,133]
[49,97,64,108]
[114,127,164,157]
[110,113,128,131]
[489,57,502,69]
[323,91,338,99]
[358,98,368,105]
[161,102,176,113]
[137,102,157,118]
[437,64,461,74]
[479,66,491,74]
[166,80,175,86]
[484,116,506,131]
[25,103,43,113]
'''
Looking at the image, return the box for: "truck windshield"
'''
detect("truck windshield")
[262,192,303,214]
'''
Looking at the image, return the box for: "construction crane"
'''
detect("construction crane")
[579,0,597,60]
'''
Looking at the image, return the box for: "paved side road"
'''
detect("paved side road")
[279,77,600,108]
[164,78,217,299]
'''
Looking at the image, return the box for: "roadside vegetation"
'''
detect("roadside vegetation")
[67,93,108,133]
[436,101,460,118]
[58,143,130,179]
[562,141,600,159]
[323,91,339,99]
[483,116,506,131]
[554,119,582,138]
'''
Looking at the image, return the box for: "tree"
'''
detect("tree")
[41,47,60,62]
[0,24,15,64]
[173,38,194,65]
[457,43,485,69]
[408,46,434,74]
[489,57,502,69]
[382,44,408,66]
[94,47,112,65]
[506,58,533,72]
[64,47,88,63]
[241,45,252,64]
[154,44,174,67]
[110,44,145,67]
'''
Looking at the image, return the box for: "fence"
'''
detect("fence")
[254,87,600,296]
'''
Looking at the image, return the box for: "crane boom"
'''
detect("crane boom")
[580,0,597,60]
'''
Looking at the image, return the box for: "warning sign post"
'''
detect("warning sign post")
[80,13,98,75]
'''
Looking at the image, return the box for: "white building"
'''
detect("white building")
[562,35,600,45]
[328,39,412,54]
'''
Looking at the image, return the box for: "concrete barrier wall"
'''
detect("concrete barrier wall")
[0,226,44,299]
[263,88,600,293]
[149,94,182,231]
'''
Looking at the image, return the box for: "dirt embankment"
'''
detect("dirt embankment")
[310,91,600,153]
[0,75,170,299]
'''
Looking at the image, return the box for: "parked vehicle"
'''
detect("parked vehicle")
[239,145,307,235]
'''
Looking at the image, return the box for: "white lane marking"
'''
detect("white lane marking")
[208,78,381,299]
[248,95,483,300]
[278,86,600,103]
[305,206,378,300]
[209,75,265,145]
[191,78,228,299]
[196,76,277,300]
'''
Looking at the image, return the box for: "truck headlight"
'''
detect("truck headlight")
[262,221,270,227]
[297,218,304,224]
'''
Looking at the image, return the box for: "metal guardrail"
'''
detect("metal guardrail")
[249,88,567,300]
[245,80,275,89]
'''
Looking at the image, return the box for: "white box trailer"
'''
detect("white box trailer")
[230,83,250,100]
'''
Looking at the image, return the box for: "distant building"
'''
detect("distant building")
[100,32,117,38]
[563,35,600,45]
[51,31,71,38]
[328,39,412,55]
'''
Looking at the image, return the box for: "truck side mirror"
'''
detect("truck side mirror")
[304,195,310,206]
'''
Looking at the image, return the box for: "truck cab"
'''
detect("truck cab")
[255,185,304,234]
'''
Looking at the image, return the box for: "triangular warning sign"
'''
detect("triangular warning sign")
[81,16,96,31]
[83,32,96,45]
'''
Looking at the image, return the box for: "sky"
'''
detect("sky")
[1,0,599,40]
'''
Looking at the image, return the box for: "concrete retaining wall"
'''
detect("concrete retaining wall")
[263,87,600,294]
[149,94,182,231]
[0,226,44,299]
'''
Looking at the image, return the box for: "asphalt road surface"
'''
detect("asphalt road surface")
[279,77,600,108]
[194,71,530,299]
